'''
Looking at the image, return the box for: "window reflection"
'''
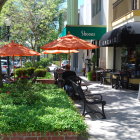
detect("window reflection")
[121,45,140,78]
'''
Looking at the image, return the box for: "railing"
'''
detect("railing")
[113,0,139,21]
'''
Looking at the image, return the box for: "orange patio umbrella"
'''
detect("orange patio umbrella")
[41,34,99,50]
[42,49,79,66]
[0,41,40,78]
[0,41,40,56]
[42,49,79,54]
[40,34,99,66]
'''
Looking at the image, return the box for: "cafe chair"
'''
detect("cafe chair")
[100,69,112,85]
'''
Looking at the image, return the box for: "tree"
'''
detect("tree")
[0,0,65,55]
[0,0,66,87]
[0,0,8,88]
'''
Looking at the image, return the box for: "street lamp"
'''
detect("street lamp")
[5,18,11,41]
[5,18,11,78]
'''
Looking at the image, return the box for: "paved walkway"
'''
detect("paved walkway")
[78,76,140,140]
[49,64,140,140]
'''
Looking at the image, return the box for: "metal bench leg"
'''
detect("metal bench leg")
[82,102,86,116]
[101,102,106,119]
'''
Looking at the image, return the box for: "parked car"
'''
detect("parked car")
[61,60,70,68]
[1,59,13,76]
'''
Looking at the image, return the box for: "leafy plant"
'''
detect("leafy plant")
[34,68,46,77]
[26,67,36,77]
[15,68,28,77]
[0,83,87,134]
[39,58,52,68]
[87,71,93,81]
[37,72,53,79]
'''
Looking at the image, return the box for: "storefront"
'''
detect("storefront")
[59,25,106,72]
[121,45,140,78]
[100,22,140,88]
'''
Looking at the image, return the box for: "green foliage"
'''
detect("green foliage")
[24,61,34,68]
[0,0,65,51]
[0,83,87,134]
[24,61,39,68]
[26,67,36,76]
[91,54,97,63]
[24,58,52,68]
[37,72,53,79]
[34,68,46,77]
[39,58,52,68]
[87,71,93,81]
[15,68,28,77]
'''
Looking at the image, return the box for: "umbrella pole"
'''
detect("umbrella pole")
[20,56,22,67]
[12,56,15,80]
[69,49,70,65]
[60,55,61,67]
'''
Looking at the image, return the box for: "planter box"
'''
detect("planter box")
[0,132,82,140]
[36,79,56,84]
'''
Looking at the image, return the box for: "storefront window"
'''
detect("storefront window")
[121,45,140,78]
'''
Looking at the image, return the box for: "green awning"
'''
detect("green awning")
[59,25,106,40]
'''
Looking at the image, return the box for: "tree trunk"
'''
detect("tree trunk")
[0,0,7,12]
[0,58,3,88]
[37,46,40,61]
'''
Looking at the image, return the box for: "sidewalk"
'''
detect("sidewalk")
[78,76,140,140]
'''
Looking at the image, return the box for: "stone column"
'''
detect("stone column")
[106,0,114,70]
[67,0,78,25]
[67,0,78,71]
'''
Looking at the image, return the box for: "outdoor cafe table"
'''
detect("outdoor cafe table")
[110,71,129,89]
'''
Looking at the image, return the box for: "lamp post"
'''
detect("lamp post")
[5,18,11,78]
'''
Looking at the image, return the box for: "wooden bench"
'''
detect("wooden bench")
[70,80,106,119]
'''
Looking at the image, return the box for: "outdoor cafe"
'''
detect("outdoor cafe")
[99,22,140,90]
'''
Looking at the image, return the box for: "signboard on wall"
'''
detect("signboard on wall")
[59,25,106,40]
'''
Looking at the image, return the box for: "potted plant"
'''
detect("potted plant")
[91,55,97,81]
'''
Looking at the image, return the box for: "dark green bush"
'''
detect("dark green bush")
[15,68,28,77]
[34,68,46,77]
[26,67,36,77]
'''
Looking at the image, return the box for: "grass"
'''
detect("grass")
[0,82,87,134]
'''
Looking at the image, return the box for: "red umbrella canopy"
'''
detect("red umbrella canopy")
[41,34,99,50]
[0,41,40,56]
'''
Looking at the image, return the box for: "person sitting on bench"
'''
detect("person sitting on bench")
[62,65,80,99]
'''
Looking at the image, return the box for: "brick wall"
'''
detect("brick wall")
[0,132,80,140]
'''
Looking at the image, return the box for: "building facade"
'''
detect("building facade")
[78,0,109,71]
[103,0,140,78]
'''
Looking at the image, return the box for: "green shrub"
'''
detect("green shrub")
[15,68,28,77]
[26,67,36,77]
[37,72,53,79]
[24,61,34,67]
[87,71,93,81]
[39,58,52,67]
[34,68,46,77]
[24,58,52,68]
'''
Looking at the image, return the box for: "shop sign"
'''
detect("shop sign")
[59,25,106,40]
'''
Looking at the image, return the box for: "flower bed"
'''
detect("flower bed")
[0,83,87,139]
